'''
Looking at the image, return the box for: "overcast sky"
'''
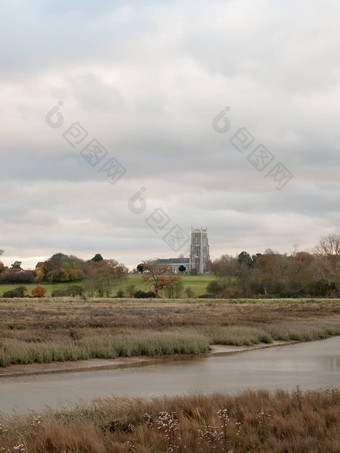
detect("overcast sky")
[1,0,339,269]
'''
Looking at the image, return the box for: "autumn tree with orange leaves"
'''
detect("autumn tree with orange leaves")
[142,260,180,297]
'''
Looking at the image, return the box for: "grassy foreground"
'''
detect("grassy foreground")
[1,299,340,367]
[1,388,339,452]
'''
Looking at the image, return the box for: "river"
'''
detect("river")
[1,337,339,413]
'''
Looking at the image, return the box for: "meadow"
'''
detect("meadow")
[1,298,340,367]
[1,387,339,452]
[0,274,215,297]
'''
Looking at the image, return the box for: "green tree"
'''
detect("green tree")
[91,253,103,263]
[238,251,253,267]
[178,265,186,273]
[44,253,86,282]
[11,261,22,269]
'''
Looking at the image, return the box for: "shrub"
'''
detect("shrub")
[51,285,84,297]
[2,286,27,298]
[116,289,125,298]
[126,284,136,297]
[31,285,46,298]
[218,285,243,298]
[207,279,226,296]
[184,287,195,298]
[133,290,155,298]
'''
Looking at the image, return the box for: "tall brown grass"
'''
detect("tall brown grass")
[1,299,340,367]
[1,387,339,452]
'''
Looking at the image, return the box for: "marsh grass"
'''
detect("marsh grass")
[1,388,339,452]
[264,320,340,341]
[1,299,340,367]
[0,332,210,367]
[201,326,273,346]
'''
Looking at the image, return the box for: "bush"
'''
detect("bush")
[116,289,125,298]
[133,290,155,298]
[207,279,226,296]
[218,285,243,298]
[2,286,27,298]
[51,285,84,297]
[184,287,195,298]
[31,285,46,298]
[126,284,136,297]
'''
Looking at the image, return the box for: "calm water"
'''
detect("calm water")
[1,337,339,413]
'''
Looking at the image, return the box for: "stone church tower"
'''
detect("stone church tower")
[189,227,210,273]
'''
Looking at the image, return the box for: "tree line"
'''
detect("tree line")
[0,253,128,297]
[207,234,340,298]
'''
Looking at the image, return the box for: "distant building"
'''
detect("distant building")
[156,226,210,274]
[157,257,190,274]
[189,227,210,274]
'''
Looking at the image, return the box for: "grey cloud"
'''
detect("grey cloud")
[1,0,339,269]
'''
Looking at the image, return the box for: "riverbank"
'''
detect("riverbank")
[1,299,340,368]
[1,387,339,452]
[0,340,291,378]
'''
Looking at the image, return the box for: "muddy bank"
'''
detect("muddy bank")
[0,340,292,378]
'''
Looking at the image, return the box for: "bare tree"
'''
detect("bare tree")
[314,234,340,257]
[314,234,340,295]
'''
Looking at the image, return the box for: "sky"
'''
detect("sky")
[1,0,340,270]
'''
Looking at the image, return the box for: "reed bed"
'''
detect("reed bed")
[0,332,209,367]
[1,299,340,367]
[1,387,339,452]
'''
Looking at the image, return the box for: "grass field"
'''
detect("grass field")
[1,298,340,367]
[1,388,339,452]
[0,274,215,297]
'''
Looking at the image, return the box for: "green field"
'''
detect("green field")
[0,274,215,297]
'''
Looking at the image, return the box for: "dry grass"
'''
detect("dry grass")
[1,387,339,452]
[1,299,340,366]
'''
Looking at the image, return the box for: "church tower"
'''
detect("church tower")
[189,227,210,273]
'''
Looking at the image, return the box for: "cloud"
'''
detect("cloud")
[0,0,339,269]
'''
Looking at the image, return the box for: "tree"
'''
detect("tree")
[11,261,22,269]
[314,234,340,295]
[164,277,184,298]
[142,260,172,297]
[314,234,340,256]
[86,259,128,297]
[44,253,86,282]
[91,253,103,263]
[238,251,253,267]
[178,265,186,273]
[0,250,4,275]
[211,255,237,277]
[137,263,144,273]
[1,270,34,284]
